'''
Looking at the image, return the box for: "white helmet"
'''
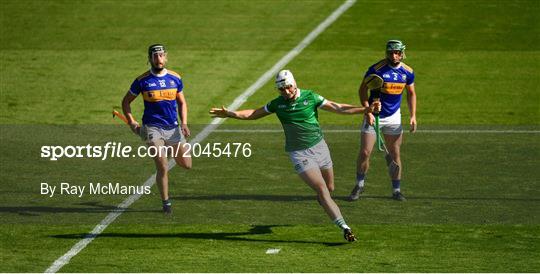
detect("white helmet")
[275,69,296,89]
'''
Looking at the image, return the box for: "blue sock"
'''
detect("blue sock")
[356,172,365,187]
[392,180,400,192]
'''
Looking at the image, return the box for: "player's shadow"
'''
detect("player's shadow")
[51,224,347,247]
[0,202,157,216]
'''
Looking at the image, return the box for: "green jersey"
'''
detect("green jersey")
[264,89,327,152]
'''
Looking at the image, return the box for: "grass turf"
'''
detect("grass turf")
[1,0,539,272]
[1,126,539,272]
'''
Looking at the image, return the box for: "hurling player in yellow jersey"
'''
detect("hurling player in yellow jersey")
[122,44,192,214]
[349,40,417,202]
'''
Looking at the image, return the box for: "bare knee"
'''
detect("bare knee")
[388,146,401,162]
[357,150,371,172]
[154,157,168,173]
[326,184,335,192]
[321,169,334,193]
[315,186,331,200]
[173,143,192,169]
[391,153,401,164]
[359,149,372,161]
[175,157,192,169]
[181,161,192,170]
[156,165,168,176]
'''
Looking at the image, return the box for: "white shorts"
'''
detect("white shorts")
[288,139,333,174]
[140,125,185,146]
[361,109,403,136]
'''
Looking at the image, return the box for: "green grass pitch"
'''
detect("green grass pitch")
[1,0,539,272]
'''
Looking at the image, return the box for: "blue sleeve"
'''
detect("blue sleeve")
[177,78,184,93]
[407,71,415,85]
[363,66,376,78]
[129,79,141,96]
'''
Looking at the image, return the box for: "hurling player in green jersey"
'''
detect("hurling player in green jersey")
[210,70,379,242]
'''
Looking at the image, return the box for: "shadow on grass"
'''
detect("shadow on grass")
[51,224,347,247]
[3,194,537,216]
[334,195,540,202]
[0,202,159,216]
[172,194,540,202]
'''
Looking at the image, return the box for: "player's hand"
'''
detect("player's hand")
[181,124,191,137]
[129,121,141,135]
[365,113,375,126]
[409,116,417,133]
[367,101,381,114]
[209,106,230,118]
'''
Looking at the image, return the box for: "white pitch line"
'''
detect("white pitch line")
[411,129,540,134]
[217,0,357,114]
[44,1,356,273]
[212,129,540,134]
[266,248,281,254]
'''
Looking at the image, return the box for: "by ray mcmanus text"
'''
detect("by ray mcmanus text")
[40,182,152,198]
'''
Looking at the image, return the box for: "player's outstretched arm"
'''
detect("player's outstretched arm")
[320,100,380,115]
[209,106,270,120]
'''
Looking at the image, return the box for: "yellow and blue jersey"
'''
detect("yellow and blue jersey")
[129,69,184,129]
[364,59,414,118]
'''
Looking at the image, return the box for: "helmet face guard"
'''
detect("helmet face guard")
[275,69,296,89]
[386,40,406,62]
[147,44,167,70]
[148,44,166,57]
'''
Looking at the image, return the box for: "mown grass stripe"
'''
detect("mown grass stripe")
[44,1,357,272]
[212,129,540,134]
